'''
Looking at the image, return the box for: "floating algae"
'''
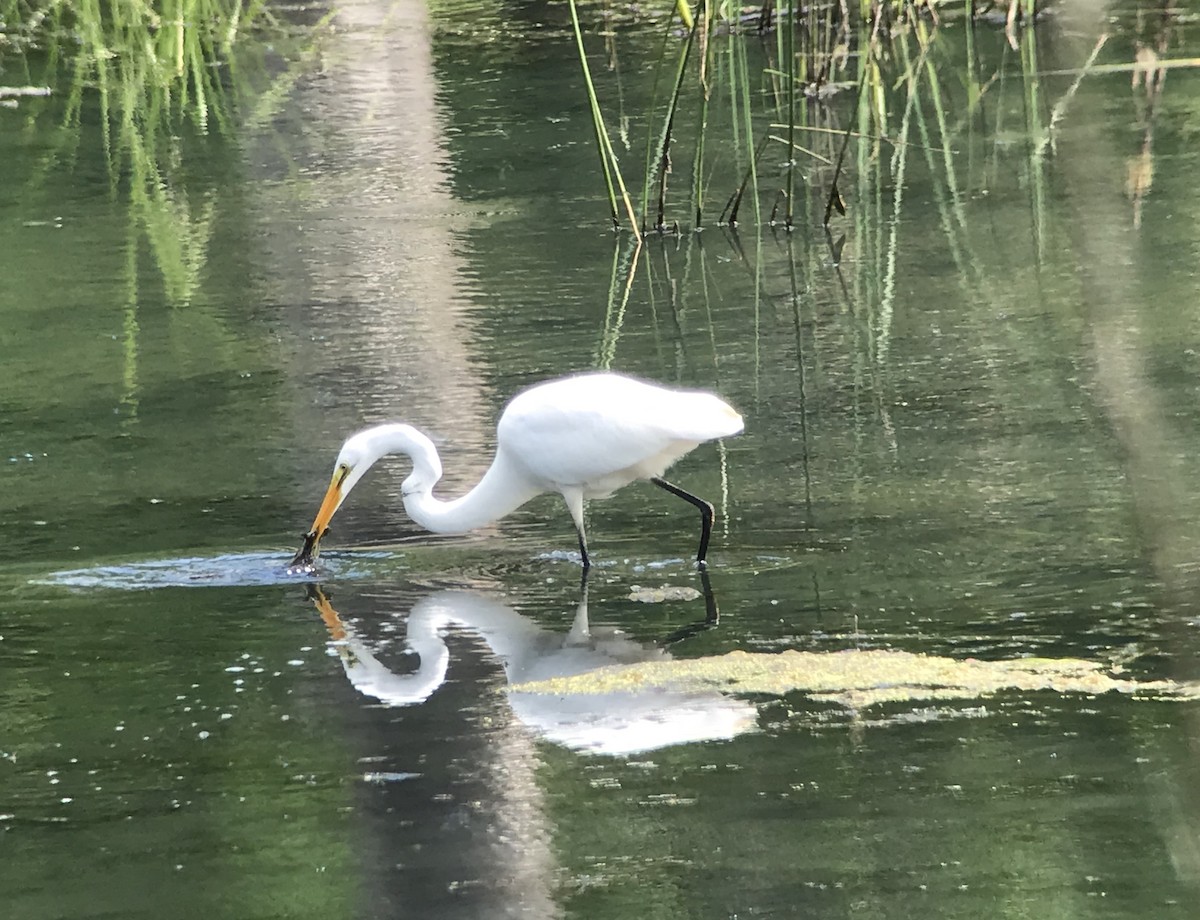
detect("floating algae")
[628,584,702,603]
[509,648,1200,710]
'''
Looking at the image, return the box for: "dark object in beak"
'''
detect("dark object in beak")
[288,528,326,572]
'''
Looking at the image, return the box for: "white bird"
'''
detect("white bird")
[290,371,743,569]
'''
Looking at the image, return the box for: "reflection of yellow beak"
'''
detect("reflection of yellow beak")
[308,585,346,641]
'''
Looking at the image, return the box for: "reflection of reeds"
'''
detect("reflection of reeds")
[3,0,323,306]
[593,1,1185,454]
[3,0,327,433]
[564,0,1094,245]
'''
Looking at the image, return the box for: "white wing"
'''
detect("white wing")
[496,373,742,492]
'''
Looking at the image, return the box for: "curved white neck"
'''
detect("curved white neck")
[404,450,544,535]
[346,424,542,535]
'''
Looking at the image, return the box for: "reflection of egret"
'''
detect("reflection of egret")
[310,587,757,756]
[291,372,743,569]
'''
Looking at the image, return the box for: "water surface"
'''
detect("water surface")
[4,1,1200,918]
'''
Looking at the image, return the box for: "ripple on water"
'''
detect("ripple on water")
[34,551,391,591]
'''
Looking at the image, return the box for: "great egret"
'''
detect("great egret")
[290,371,743,569]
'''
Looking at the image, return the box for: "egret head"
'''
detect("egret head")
[289,430,384,569]
[289,424,433,570]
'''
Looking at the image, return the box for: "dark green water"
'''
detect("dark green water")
[4,2,1200,917]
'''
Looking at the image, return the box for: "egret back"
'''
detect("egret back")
[497,372,742,494]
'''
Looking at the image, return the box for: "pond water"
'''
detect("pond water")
[4,1,1200,917]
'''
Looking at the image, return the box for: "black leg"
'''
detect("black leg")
[651,477,715,566]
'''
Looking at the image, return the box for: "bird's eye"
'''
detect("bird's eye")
[336,464,351,485]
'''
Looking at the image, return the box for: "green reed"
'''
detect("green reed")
[562,0,1081,240]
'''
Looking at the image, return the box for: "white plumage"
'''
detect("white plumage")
[291,371,743,569]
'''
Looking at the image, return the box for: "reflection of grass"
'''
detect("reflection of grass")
[590,8,1190,527]
[587,5,1149,370]
[565,2,1125,244]
[4,0,330,433]
[2,0,326,306]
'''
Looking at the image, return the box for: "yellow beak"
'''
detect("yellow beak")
[289,468,346,569]
[309,469,345,538]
